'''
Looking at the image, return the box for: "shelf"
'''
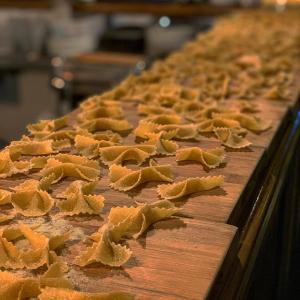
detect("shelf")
[0,0,235,17]
[0,0,51,9]
[73,2,235,17]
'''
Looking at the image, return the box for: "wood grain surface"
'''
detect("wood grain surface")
[1,49,299,300]
[0,91,298,299]
[64,218,238,300]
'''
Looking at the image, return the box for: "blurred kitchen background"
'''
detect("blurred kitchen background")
[0,0,294,146]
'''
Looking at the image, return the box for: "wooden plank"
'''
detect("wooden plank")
[73,2,235,17]
[0,0,51,9]
[0,0,236,17]
[64,218,238,300]
[74,52,145,67]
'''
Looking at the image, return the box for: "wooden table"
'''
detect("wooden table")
[1,88,299,299]
[1,14,300,298]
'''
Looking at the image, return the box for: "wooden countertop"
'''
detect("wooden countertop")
[0,73,299,299]
[67,218,238,300]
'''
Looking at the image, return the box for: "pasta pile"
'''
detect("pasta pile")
[0,10,299,299]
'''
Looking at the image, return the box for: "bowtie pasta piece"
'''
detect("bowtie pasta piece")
[39,154,100,184]
[56,181,104,216]
[32,152,99,169]
[8,137,56,158]
[10,180,54,217]
[74,135,118,158]
[0,189,11,205]
[159,124,200,140]
[109,160,173,191]
[75,223,132,267]
[134,121,161,139]
[99,145,156,166]
[105,200,181,241]
[38,287,134,300]
[157,176,225,200]
[39,258,72,290]
[80,96,120,111]
[79,118,133,133]
[173,100,206,115]
[77,106,124,123]
[27,116,68,134]
[76,200,179,267]
[0,271,40,300]
[144,114,183,125]
[0,215,14,224]
[138,103,175,116]
[0,223,49,269]
[32,130,77,142]
[176,147,225,169]
[214,128,252,149]
[238,100,260,113]
[212,112,271,132]
[134,120,199,140]
[0,150,31,178]
[197,118,241,133]
[142,132,179,156]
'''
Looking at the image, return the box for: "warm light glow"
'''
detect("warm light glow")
[263,0,300,4]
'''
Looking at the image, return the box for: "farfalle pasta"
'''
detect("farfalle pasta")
[238,100,260,113]
[80,96,120,111]
[0,223,49,269]
[109,160,173,191]
[52,139,72,151]
[0,270,130,300]
[134,121,162,139]
[39,259,72,290]
[0,214,14,224]
[134,120,199,140]
[159,124,200,140]
[191,105,227,121]
[32,153,99,170]
[197,118,241,133]
[105,200,180,241]
[138,103,174,116]
[56,181,104,216]
[0,271,40,300]
[142,132,179,155]
[91,131,123,144]
[10,180,54,217]
[79,118,132,133]
[76,200,179,267]
[99,145,156,166]
[173,100,206,115]
[145,114,182,125]
[27,116,68,134]
[75,223,132,267]
[32,130,77,142]
[0,188,11,205]
[75,135,117,158]
[214,128,252,149]
[157,176,225,200]
[39,287,134,300]
[77,106,124,123]
[212,112,271,132]
[40,154,100,184]
[0,150,31,178]
[8,137,56,158]
[176,147,225,169]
